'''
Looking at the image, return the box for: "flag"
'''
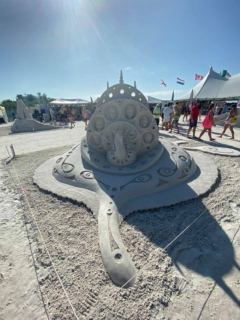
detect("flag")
[227,72,231,77]
[177,77,185,85]
[188,90,193,111]
[171,91,174,102]
[221,70,227,77]
[195,74,204,80]
[161,79,166,87]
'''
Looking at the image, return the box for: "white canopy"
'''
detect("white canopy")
[178,67,240,100]
[50,99,90,106]
[146,95,162,103]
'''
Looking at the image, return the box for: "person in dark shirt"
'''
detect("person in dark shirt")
[11,109,16,121]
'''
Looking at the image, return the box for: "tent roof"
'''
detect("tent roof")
[50,99,90,105]
[178,68,240,100]
[146,95,162,103]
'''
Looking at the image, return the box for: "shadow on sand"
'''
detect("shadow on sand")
[125,198,240,308]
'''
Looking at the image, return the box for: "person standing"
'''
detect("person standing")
[50,108,55,121]
[169,104,180,133]
[68,111,75,128]
[59,107,65,123]
[218,102,223,115]
[153,103,161,127]
[198,103,215,141]
[198,103,202,121]
[11,109,16,121]
[218,104,238,139]
[222,102,228,114]
[186,100,200,139]
[161,104,167,126]
[162,103,173,130]
[82,107,89,128]
[215,103,219,115]
[182,104,188,122]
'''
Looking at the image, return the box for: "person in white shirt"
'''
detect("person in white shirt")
[162,103,173,130]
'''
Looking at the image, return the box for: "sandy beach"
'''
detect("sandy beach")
[0,120,240,320]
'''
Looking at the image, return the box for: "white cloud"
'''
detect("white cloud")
[125,67,132,71]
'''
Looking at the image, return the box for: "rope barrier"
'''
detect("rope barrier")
[3,160,79,320]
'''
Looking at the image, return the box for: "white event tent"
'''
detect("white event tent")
[178,67,240,101]
[146,95,162,104]
[50,99,90,107]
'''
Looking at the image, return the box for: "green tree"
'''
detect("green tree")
[0,99,17,110]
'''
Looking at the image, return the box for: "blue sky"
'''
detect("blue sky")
[1,0,240,102]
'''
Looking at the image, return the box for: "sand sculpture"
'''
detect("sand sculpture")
[11,99,61,133]
[34,72,218,287]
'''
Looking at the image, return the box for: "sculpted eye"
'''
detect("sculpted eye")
[80,171,94,179]
[132,174,151,183]
[158,168,176,177]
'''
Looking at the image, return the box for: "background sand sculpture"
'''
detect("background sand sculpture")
[11,99,62,133]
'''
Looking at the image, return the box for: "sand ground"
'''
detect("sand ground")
[0,119,240,320]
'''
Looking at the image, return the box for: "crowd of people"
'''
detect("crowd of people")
[152,100,238,141]
[49,106,95,129]
[47,101,238,139]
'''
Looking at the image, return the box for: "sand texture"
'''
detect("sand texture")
[0,121,240,319]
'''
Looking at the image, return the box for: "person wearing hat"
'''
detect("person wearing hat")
[186,100,200,139]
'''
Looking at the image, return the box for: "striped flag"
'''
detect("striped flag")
[221,70,227,77]
[161,79,167,87]
[220,70,231,77]
[177,77,185,85]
